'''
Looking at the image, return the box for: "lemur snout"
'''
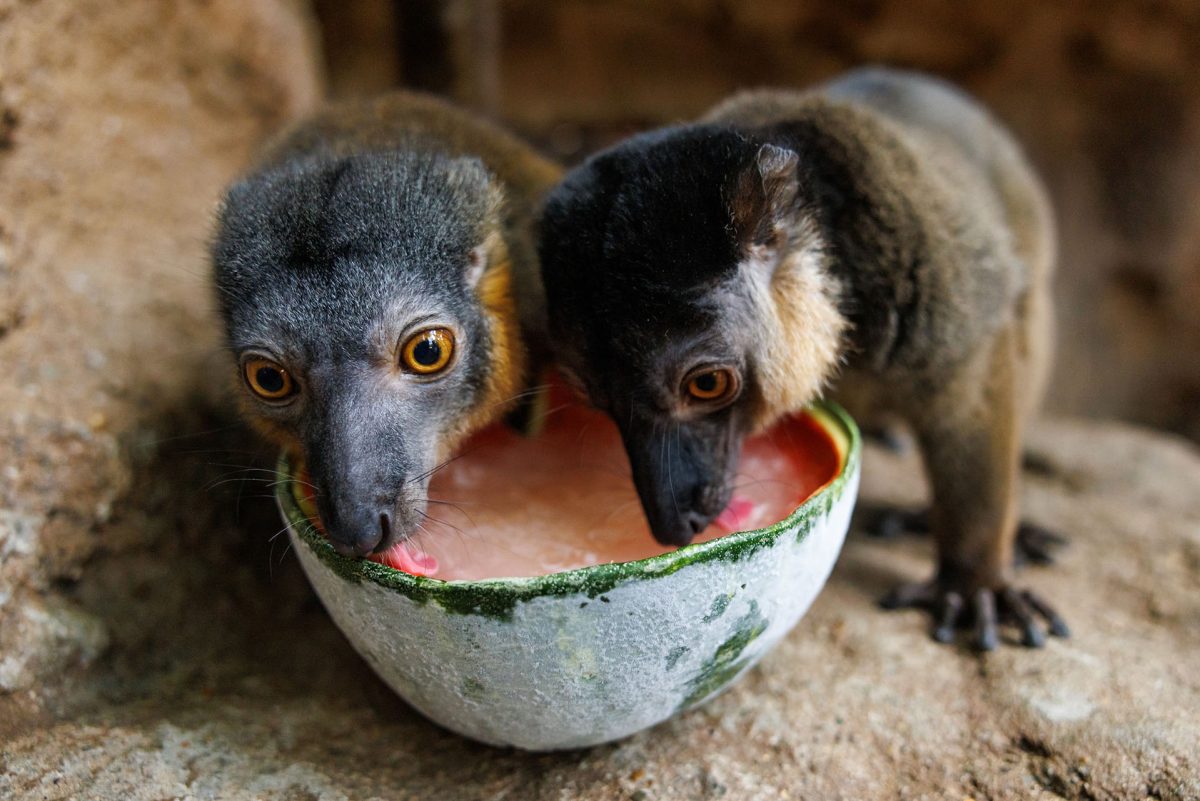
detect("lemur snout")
[621,420,735,547]
[682,510,714,540]
[329,536,380,559]
[318,494,390,557]
[640,490,728,548]
[331,514,389,558]
[378,513,393,552]
[308,453,418,557]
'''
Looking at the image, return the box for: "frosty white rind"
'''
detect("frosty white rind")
[278,403,860,751]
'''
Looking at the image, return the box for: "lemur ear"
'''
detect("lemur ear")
[730,143,800,249]
[465,231,509,291]
[464,182,507,290]
[465,244,488,289]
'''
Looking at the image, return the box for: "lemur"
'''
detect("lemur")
[538,67,1067,651]
[212,92,560,558]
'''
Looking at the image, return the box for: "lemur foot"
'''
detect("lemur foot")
[1009,521,1067,567]
[861,424,910,454]
[880,580,1070,651]
[862,506,1068,567]
[860,506,925,540]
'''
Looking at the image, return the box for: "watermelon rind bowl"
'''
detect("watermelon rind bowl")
[276,402,861,751]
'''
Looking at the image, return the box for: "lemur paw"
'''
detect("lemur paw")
[861,506,1069,567]
[859,505,925,540]
[1010,521,1068,567]
[860,424,910,454]
[880,580,1070,651]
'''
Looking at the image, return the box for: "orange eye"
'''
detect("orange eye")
[685,368,735,403]
[401,328,455,375]
[244,358,296,401]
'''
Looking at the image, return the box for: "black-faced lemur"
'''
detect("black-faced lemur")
[538,68,1065,651]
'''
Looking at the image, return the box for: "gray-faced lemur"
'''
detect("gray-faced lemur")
[212,92,560,558]
[538,67,1067,651]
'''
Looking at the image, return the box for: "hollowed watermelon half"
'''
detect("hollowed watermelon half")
[276,401,860,750]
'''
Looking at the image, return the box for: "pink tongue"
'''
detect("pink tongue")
[715,495,756,532]
[374,541,439,577]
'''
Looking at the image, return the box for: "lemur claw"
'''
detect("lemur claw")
[862,507,926,540]
[861,424,910,454]
[862,506,1069,567]
[880,579,1069,650]
[1010,522,1068,567]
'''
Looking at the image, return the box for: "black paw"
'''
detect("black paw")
[1011,521,1068,567]
[861,506,1068,567]
[880,580,1070,651]
[859,506,927,540]
[861,424,910,454]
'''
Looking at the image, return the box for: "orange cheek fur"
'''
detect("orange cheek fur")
[438,236,527,459]
[249,416,303,460]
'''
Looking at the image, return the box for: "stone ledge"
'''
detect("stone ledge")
[2,418,1196,801]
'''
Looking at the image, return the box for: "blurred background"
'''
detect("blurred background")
[314,0,1200,442]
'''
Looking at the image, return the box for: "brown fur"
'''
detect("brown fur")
[238,396,303,462]
[708,71,1056,601]
[742,236,849,430]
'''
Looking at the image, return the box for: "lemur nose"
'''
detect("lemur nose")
[326,507,389,557]
[684,511,710,537]
[345,513,386,556]
[360,513,388,556]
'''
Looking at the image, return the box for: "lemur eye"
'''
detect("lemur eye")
[401,328,455,375]
[244,358,296,402]
[684,368,737,404]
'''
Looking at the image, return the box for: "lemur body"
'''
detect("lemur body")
[538,67,1064,649]
[213,93,559,557]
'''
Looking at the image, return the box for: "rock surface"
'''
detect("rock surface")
[2,2,1199,799]
[0,0,321,734]
[2,420,1199,801]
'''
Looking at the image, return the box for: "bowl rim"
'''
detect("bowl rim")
[276,401,861,620]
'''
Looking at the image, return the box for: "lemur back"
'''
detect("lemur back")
[822,68,1056,417]
[704,68,1055,407]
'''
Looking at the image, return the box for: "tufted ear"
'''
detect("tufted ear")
[729,144,800,250]
[464,181,507,290]
[465,242,488,288]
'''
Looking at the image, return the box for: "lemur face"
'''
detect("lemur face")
[540,127,843,546]
[213,151,517,557]
[552,283,760,547]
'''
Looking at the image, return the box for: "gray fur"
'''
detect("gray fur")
[213,93,558,557]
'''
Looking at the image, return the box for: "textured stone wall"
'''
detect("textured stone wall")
[0,0,322,729]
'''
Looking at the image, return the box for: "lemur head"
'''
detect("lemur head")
[539,126,846,546]
[213,149,523,557]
